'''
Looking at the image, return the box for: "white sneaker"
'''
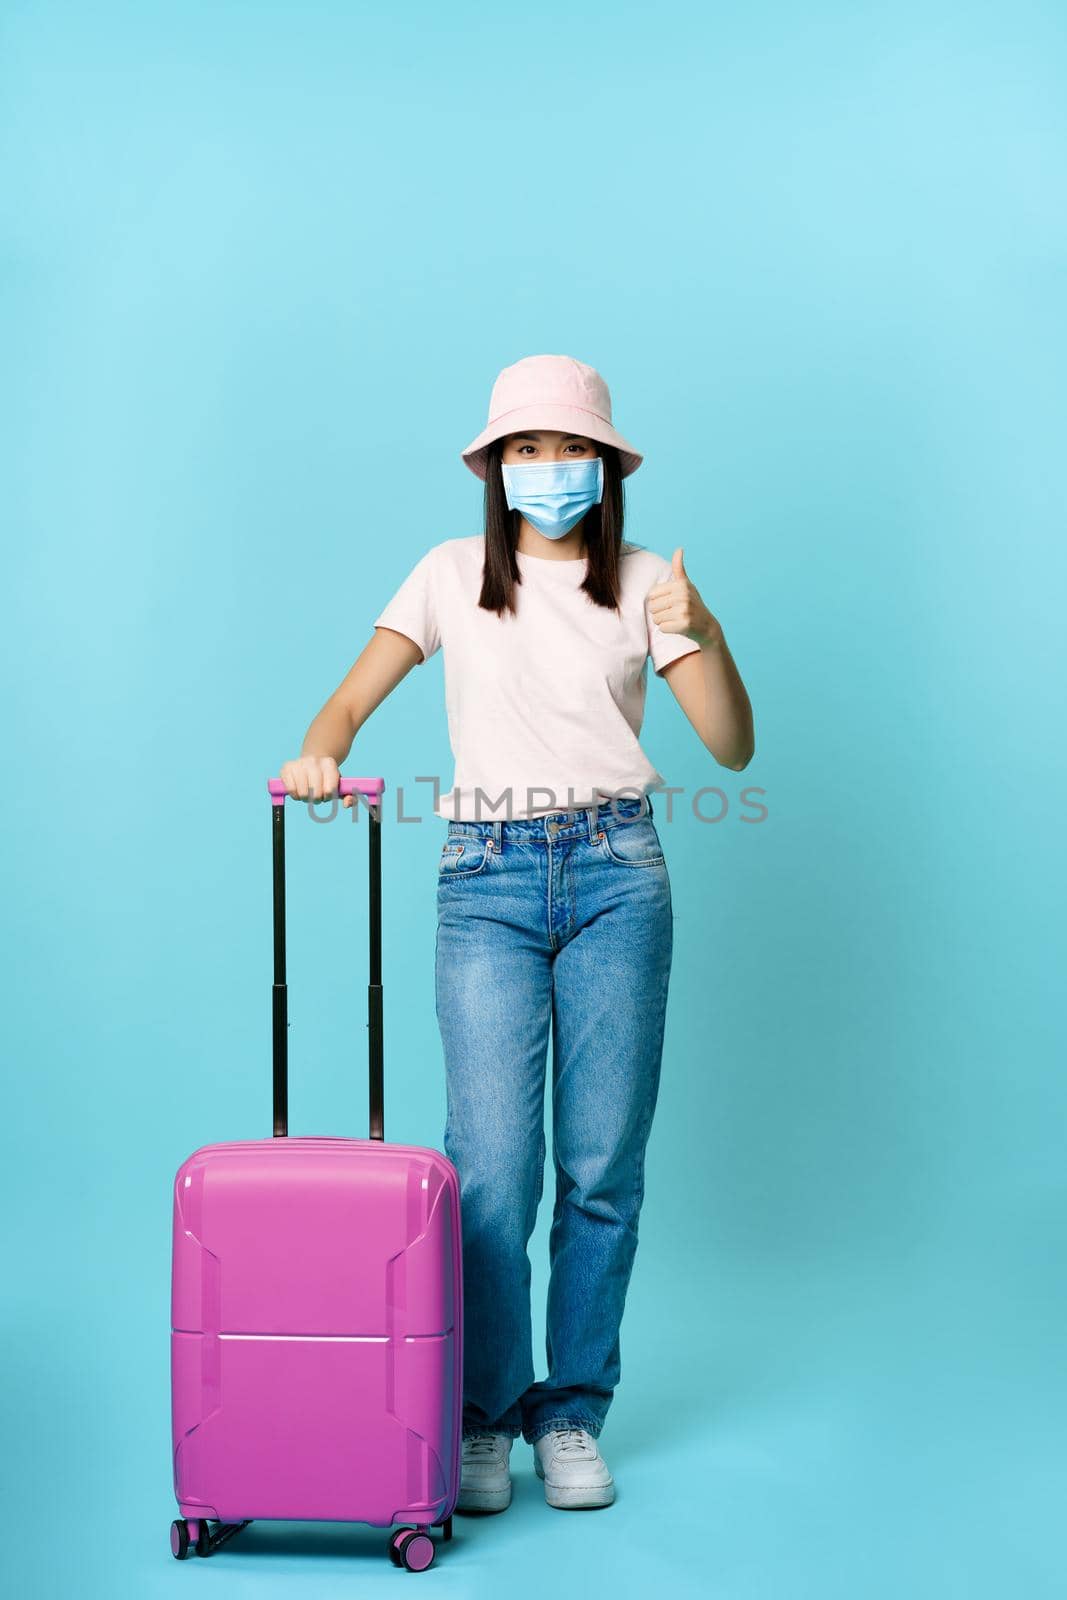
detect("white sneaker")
[457,1432,514,1513]
[532,1427,616,1509]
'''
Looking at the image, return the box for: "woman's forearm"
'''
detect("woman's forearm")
[291,629,424,776]
[647,549,755,772]
[300,696,357,766]
[698,632,755,771]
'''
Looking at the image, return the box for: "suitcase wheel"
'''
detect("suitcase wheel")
[389,1528,436,1571]
[170,1515,251,1560]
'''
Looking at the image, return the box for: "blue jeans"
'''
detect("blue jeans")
[434,795,674,1445]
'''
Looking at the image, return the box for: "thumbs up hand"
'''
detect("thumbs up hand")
[646,546,723,648]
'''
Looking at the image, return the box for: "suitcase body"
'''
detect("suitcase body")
[169,779,462,1565]
[171,1138,462,1527]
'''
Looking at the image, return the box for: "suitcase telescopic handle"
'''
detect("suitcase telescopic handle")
[265,775,386,1142]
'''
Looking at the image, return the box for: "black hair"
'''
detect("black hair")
[477,437,627,618]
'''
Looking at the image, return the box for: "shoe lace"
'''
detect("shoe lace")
[548,1427,593,1457]
[465,1433,506,1456]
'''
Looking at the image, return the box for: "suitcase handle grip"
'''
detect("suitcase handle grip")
[267,776,385,806]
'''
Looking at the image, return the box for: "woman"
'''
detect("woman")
[279,354,755,1513]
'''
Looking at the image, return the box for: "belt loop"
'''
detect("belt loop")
[585,806,596,845]
[492,819,502,851]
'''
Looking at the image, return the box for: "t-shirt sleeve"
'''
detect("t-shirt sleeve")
[373,548,441,664]
[645,559,703,675]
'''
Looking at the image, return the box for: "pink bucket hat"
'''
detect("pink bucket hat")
[460,353,643,480]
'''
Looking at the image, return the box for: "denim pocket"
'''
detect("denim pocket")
[438,838,493,878]
[597,818,666,868]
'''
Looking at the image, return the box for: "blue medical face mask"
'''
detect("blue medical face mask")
[500,456,604,539]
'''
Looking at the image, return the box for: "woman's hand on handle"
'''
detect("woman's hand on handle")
[279,754,357,808]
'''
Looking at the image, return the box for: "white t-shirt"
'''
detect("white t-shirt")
[373,535,702,821]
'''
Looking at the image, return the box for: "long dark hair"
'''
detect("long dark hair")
[477,438,627,618]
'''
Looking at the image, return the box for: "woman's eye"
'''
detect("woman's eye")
[565,443,589,454]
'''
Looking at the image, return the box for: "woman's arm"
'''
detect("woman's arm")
[279,626,424,803]
[659,639,755,771]
[647,548,756,772]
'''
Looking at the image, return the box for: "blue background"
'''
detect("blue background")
[4,2,1065,1595]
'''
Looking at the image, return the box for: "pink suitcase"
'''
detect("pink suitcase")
[169,777,463,1574]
